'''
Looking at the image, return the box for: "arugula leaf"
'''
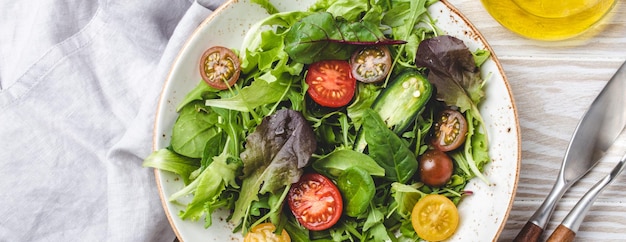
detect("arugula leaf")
[347,83,382,131]
[284,12,405,64]
[383,0,434,68]
[362,109,418,183]
[230,109,316,228]
[367,223,397,242]
[363,206,384,231]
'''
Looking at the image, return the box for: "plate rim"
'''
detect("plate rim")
[439,0,522,238]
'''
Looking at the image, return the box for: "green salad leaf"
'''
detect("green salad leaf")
[175,152,240,226]
[284,12,405,64]
[171,101,220,158]
[204,76,292,112]
[312,149,385,178]
[362,109,418,184]
[144,0,495,240]
[414,35,492,184]
[336,166,376,217]
[308,0,370,21]
[415,35,486,119]
[230,109,317,228]
[142,148,199,184]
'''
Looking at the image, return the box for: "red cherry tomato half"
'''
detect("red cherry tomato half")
[419,149,454,187]
[199,46,241,90]
[350,45,392,83]
[305,60,356,108]
[287,173,343,231]
[431,109,468,151]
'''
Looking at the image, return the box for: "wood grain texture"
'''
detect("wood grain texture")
[446,0,626,241]
[513,222,543,242]
[547,224,576,242]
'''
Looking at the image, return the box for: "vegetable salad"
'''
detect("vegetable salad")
[143,0,492,240]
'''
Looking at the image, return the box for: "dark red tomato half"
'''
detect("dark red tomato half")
[350,45,392,83]
[431,109,468,151]
[305,60,356,108]
[199,46,241,90]
[419,149,454,187]
[287,173,343,231]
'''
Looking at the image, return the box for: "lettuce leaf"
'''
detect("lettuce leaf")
[390,182,425,219]
[415,35,486,118]
[415,35,491,184]
[230,109,317,228]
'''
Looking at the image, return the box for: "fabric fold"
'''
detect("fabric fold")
[0,0,224,241]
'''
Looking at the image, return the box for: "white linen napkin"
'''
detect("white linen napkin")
[0,0,224,241]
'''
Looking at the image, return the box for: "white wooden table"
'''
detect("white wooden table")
[447,0,626,241]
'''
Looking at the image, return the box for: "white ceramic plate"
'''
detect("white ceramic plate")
[153,0,521,241]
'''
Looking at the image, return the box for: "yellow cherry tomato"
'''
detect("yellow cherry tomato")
[411,194,459,241]
[243,222,291,242]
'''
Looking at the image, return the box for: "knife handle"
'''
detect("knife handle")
[546,224,576,242]
[513,221,543,242]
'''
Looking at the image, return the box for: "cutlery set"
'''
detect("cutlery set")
[514,61,626,242]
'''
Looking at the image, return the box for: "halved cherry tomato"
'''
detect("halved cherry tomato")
[411,194,459,241]
[350,45,392,83]
[305,60,356,108]
[419,149,454,187]
[431,109,468,151]
[199,46,240,90]
[287,173,343,231]
[243,222,291,242]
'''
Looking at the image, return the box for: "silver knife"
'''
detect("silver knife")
[514,60,626,242]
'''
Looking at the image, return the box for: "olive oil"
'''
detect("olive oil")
[481,0,616,41]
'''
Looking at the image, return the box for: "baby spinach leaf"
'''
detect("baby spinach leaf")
[312,149,385,178]
[176,81,219,112]
[362,109,417,183]
[284,12,405,64]
[230,109,316,226]
[171,101,220,158]
[337,166,376,217]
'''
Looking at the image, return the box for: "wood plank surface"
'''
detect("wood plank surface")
[446,0,626,241]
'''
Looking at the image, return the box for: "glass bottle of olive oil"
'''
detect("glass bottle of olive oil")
[481,0,616,41]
